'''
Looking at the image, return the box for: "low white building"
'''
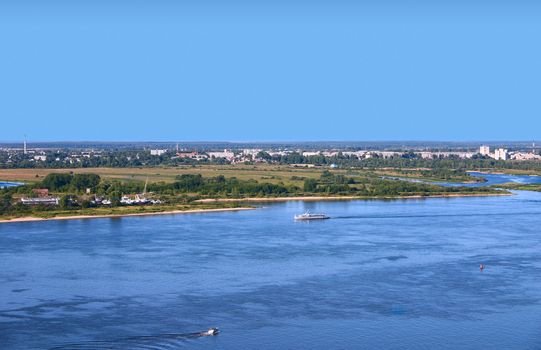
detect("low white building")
[119,194,162,205]
[378,151,402,159]
[92,197,112,205]
[269,151,288,157]
[417,152,474,159]
[33,155,47,161]
[21,197,59,205]
[207,149,235,160]
[302,151,321,157]
[150,149,167,156]
[242,149,262,157]
[511,152,541,161]
[175,152,209,160]
[342,151,368,159]
[322,151,339,157]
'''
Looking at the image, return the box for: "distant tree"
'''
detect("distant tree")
[41,173,73,191]
[59,195,72,208]
[256,151,272,161]
[401,151,419,159]
[320,170,333,179]
[109,191,122,206]
[214,175,226,183]
[71,174,101,192]
[0,193,13,214]
[303,179,318,192]
[2,193,12,207]
[174,174,204,191]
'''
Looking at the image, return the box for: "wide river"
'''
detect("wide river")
[1,174,541,349]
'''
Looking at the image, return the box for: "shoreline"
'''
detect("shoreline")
[0,207,254,224]
[381,175,484,184]
[467,170,506,175]
[0,192,511,224]
[469,170,541,176]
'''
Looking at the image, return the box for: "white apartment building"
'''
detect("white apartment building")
[479,145,490,156]
[493,148,508,160]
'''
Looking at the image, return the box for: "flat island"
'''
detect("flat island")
[0,165,508,222]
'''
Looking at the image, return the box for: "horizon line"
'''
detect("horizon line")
[0,140,539,144]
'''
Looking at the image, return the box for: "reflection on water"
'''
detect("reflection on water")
[1,175,541,349]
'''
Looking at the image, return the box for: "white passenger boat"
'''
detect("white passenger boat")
[294,212,330,220]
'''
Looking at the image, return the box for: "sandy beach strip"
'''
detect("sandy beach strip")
[0,207,254,224]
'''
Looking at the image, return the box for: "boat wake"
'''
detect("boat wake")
[49,329,219,350]
[332,211,541,220]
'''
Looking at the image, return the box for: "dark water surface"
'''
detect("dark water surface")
[1,177,541,349]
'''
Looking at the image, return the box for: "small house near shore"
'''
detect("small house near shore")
[21,197,59,205]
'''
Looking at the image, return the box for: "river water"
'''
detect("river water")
[0,182,23,188]
[444,172,541,187]
[386,171,541,187]
[1,174,541,349]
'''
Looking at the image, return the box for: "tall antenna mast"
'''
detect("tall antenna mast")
[143,177,148,195]
[23,135,27,155]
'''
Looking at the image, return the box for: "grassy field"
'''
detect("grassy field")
[369,169,484,183]
[0,165,366,186]
[491,183,541,192]
[0,164,489,186]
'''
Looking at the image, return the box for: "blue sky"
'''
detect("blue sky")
[1,0,540,142]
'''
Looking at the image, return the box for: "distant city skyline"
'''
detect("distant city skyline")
[1,0,540,141]
[1,140,539,149]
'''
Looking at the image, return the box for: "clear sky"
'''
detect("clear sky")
[1,0,540,142]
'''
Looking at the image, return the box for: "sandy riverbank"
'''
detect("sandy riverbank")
[0,207,254,224]
[0,192,511,224]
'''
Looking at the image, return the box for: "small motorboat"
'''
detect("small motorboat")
[294,212,330,220]
[201,327,220,336]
